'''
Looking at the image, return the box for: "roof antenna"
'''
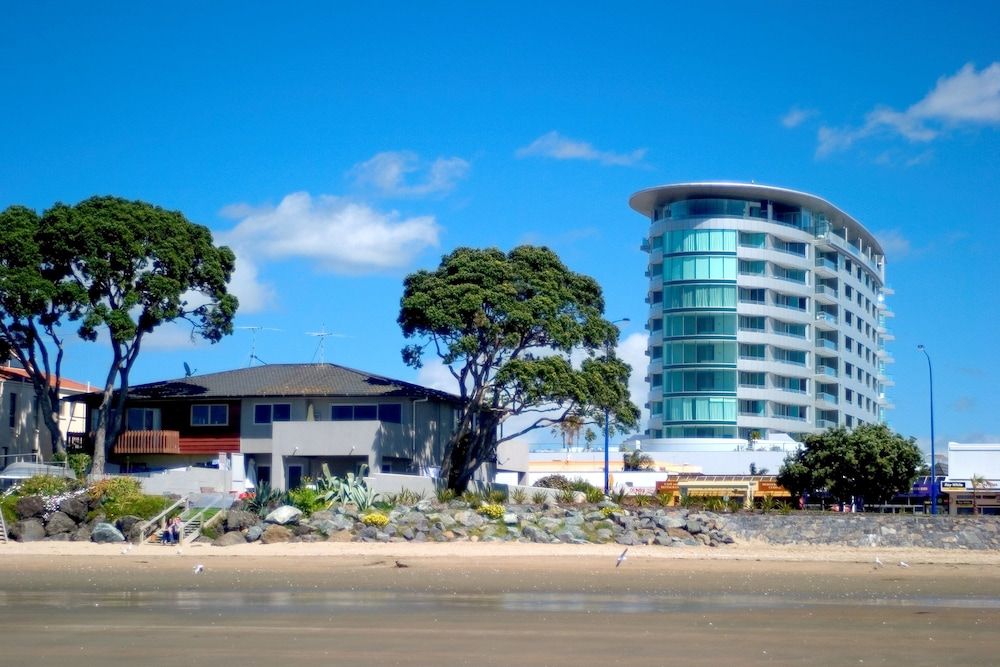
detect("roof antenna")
[305,326,348,363]
[236,325,282,366]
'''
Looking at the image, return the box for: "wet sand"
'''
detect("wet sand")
[2,542,999,666]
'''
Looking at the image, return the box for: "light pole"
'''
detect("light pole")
[917,345,937,515]
[604,317,630,495]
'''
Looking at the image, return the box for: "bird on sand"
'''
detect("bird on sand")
[193,564,205,574]
[898,561,910,568]
[874,556,883,569]
[394,560,409,568]
[616,548,629,567]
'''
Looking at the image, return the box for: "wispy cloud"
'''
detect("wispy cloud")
[220,192,440,275]
[817,62,1000,157]
[516,131,647,166]
[952,396,976,413]
[873,229,914,259]
[350,151,470,197]
[781,106,817,128]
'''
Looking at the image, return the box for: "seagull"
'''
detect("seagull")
[898,561,910,568]
[193,564,205,574]
[616,548,629,568]
[120,544,132,555]
[874,556,883,569]
[394,560,409,568]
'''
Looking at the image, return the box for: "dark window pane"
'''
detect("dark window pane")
[210,405,228,425]
[272,404,291,421]
[354,405,377,421]
[254,404,272,424]
[379,403,402,424]
[331,405,353,421]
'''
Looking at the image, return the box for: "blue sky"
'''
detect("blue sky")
[2,2,998,451]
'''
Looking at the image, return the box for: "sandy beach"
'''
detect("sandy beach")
[2,541,999,666]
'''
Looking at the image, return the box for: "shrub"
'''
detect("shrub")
[584,486,604,504]
[557,488,576,504]
[362,511,389,528]
[600,506,616,518]
[508,487,527,504]
[89,476,143,504]
[478,502,505,519]
[534,475,573,491]
[287,485,327,515]
[200,523,220,540]
[0,495,17,524]
[386,489,425,506]
[112,494,169,520]
[531,490,549,505]
[461,490,483,509]
[52,452,92,479]
[656,491,674,507]
[436,488,456,504]
[487,489,506,504]
[609,489,627,505]
[17,474,76,498]
[632,493,653,507]
[246,484,286,517]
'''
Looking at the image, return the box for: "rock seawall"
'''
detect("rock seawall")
[720,513,1000,550]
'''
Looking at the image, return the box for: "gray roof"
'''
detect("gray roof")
[121,363,460,403]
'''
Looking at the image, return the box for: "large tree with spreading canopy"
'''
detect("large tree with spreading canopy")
[398,245,639,492]
[778,423,923,506]
[0,196,238,474]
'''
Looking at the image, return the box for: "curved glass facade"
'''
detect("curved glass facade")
[634,183,892,443]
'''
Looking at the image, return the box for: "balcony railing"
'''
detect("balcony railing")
[113,430,181,455]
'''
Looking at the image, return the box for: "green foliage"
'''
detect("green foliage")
[632,493,653,507]
[508,487,527,504]
[398,245,640,491]
[287,484,328,516]
[88,476,143,503]
[609,488,628,505]
[556,488,576,504]
[656,491,674,507]
[361,512,389,528]
[461,490,483,508]
[600,506,616,518]
[777,423,923,505]
[32,197,238,474]
[1,495,18,524]
[436,488,457,504]
[487,489,506,504]
[534,475,573,491]
[52,453,92,479]
[759,494,778,514]
[531,490,549,504]
[315,464,378,511]
[246,484,285,518]
[623,450,655,471]
[584,486,604,503]
[385,489,426,506]
[478,502,505,519]
[16,474,77,497]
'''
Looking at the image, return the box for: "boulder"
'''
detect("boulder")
[291,524,314,537]
[91,522,125,543]
[116,515,143,536]
[260,524,293,543]
[212,531,248,547]
[453,510,485,528]
[12,519,46,542]
[571,491,587,504]
[59,497,89,523]
[45,511,77,536]
[226,510,259,532]
[71,526,92,542]
[15,495,46,519]
[264,505,302,525]
[246,525,264,542]
[326,529,353,542]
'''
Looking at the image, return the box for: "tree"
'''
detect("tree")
[399,246,639,491]
[777,423,923,506]
[35,196,238,474]
[0,206,87,455]
[551,413,584,450]
[623,450,655,471]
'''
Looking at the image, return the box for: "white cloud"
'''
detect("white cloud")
[780,106,817,128]
[350,151,470,197]
[617,332,650,433]
[219,191,441,275]
[817,62,1000,157]
[873,229,913,259]
[516,131,647,166]
[226,253,275,314]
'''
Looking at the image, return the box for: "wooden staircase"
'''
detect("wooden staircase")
[0,510,8,543]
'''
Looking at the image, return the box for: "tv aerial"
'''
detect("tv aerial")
[235,325,282,366]
[305,326,348,363]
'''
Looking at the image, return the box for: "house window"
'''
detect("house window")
[8,393,16,428]
[254,403,291,425]
[191,404,228,426]
[330,403,403,423]
[127,407,160,431]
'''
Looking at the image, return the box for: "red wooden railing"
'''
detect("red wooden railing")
[113,430,181,455]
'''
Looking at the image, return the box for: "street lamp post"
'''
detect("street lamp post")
[604,318,630,495]
[917,345,937,515]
